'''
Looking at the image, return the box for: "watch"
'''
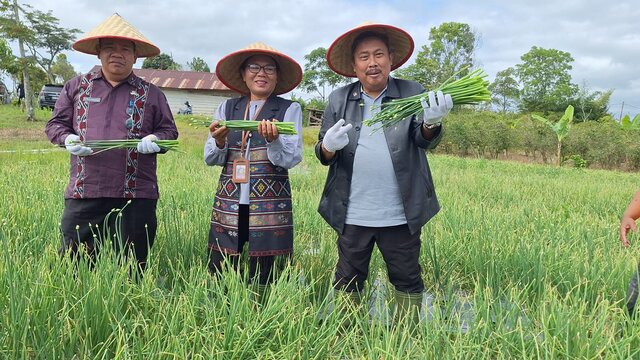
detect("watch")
[423,122,441,130]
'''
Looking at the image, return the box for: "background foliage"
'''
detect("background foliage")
[1,108,639,358]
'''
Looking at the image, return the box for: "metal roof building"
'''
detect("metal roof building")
[90,66,238,116]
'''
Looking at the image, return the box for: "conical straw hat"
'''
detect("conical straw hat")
[73,13,160,58]
[215,42,302,95]
[326,21,414,77]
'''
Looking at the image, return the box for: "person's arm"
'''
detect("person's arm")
[45,80,76,145]
[320,141,337,162]
[621,190,640,247]
[264,102,303,169]
[204,101,229,166]
[315,99,346,165]
[420,122,442,141]
[136,89,179,155]
[412,90,450,149]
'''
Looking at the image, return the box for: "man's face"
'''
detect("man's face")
[241,55,278,100]
[98,38,137,82]
[352,37,392,96]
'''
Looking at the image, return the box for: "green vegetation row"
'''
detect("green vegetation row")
[436,110,640,170]
[1,111,640,358]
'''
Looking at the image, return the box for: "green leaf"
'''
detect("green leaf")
[531,114,553,128]
[556,105,574,140]
[531,105,574,141]
[621,115,631,130]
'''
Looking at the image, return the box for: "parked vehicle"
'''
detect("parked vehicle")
[177,101,192,115]
[38,84,63,109]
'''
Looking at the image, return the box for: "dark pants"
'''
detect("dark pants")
[208,204,288,285]
[627,262,640,316]
[60,198,158,272]
[334,224,424,294]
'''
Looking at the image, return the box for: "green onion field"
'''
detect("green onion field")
[1,105,639,359]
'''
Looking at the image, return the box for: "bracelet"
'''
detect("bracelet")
[423,122,441,130]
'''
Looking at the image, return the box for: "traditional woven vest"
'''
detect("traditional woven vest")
[209,95,294,257]
[71,71,149,199]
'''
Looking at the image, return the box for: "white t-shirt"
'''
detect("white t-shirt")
[345,88,406,227]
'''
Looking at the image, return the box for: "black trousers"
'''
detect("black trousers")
[627,262,640,316]
[60,198,157,272]
[208,204,287,285]
[334,224,424,294]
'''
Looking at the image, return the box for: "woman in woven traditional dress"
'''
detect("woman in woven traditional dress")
[204,43,303,304]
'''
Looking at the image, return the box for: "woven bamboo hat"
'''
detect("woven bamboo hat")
[72,13,160,58]
[326,21,414,77]
[215,42,302,95]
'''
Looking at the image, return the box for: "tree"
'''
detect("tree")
[300,47,349,102]
[0,0,35,120]
[488,67,519,114]
[515,46,577,113]
[50,53,76,82]
[532,105,574,166]
[570,82,612,122]
[23,9,79,83]
[0,37,19,76]
[142,53,181,70]
[187,56,210,72]
[396,22,477,90]
[26,62,47,96]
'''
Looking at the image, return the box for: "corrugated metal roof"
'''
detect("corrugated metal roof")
[89,65,231,91]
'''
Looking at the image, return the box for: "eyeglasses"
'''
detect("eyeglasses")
[245,63,277,75]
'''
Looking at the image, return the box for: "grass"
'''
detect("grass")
[1,105,640,358]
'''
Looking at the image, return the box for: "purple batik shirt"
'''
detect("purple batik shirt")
[45,70,178,199]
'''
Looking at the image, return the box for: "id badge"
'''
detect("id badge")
[232,158,249,183]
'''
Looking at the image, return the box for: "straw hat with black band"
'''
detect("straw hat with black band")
[326,21,414,78]
[215,42,302,95]
[72,13,160,58]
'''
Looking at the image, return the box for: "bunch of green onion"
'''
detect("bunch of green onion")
[68,139,180,154]
[190,119,297,135]
[364,68,491,128]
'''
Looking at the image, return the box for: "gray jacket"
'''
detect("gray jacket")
[315,77,442,235]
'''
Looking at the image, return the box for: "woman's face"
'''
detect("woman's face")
[241,55,278,100]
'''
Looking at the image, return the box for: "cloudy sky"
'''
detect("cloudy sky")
[8,0,640,117]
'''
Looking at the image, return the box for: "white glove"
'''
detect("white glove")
[322,119,352,153]
[421,91,453,126]
[64,134,93,156]
[137,134,161,154]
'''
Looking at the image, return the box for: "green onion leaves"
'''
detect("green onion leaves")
[364,68,491,129]
[190,119,297,135]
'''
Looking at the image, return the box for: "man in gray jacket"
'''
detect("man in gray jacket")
[315,22,452,327]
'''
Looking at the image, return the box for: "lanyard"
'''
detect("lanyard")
[240,100,265,155]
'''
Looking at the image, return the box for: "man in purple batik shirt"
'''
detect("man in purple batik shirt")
[45,14,178,273]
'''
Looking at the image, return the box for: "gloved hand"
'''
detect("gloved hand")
[64,134,93,156]
[137,134,161,154]
[421,91,453,127]
[322,119,352,152]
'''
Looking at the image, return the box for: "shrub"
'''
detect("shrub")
[515,116,556,163]
[565,154,588,168]
[565,120,627,169]
[623,129,640,170]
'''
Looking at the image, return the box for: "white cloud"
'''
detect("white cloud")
[6,0,639,117]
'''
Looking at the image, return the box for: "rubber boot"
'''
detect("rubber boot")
[394,290,422,332]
